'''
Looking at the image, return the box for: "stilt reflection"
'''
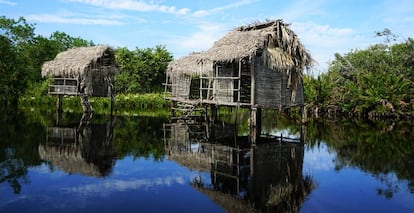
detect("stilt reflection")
[164,117,315,212]
[39,112,116,177]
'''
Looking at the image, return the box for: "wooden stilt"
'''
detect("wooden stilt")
[249,108,262,145]
[211,105,217,123]
[56,95,62,125]
[300,123,307,144]
[80,95,92,112]
[56,95,62,112]
[300,105,307,143]
[301,104,307,124]
[250,145,255,177]
[110,96,114,116]
[110,87,115,116]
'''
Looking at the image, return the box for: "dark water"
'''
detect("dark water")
[1,109,414,213]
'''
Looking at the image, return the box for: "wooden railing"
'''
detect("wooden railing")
[48,78,79,95]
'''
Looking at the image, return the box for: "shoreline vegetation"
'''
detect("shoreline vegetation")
[2,16,414,121]
[18,93,170,117]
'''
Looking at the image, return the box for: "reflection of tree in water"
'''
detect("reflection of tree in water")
[164,119,315,212]
[307,119,414,198]
[0,110,44,194]
[39,112,116,177]
[249,141,315,212]
[0,155,29,194]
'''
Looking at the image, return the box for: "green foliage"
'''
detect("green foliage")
[0,16,95,107]
[0,16,35,105]
[1,15,174,108]
[304,30,414,117]
[115,45,173,94]
[19,93,170,116]
[49,31,95,52]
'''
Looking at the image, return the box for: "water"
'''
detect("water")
[1,109,414,212]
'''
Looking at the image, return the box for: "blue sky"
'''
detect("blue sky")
[1,0,413,72]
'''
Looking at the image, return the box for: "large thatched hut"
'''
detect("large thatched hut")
[42,45,119,111]
[166,19,313,111]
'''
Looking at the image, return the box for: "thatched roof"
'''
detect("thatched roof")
[167,52,213,77]
[168,19,313,80]
[202,19,313,70]
[41,45,118,78]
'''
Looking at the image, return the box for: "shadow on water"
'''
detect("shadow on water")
[163,110,316,213]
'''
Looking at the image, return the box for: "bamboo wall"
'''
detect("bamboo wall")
[169,56,304,110]
[171,74,191,99]
[254,66,304,108]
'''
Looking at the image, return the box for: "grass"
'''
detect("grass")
[19,93,170,116]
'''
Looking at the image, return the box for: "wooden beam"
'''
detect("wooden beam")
[250,56,256,106]
[249,108,262,145]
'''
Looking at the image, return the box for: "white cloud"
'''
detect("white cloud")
[291,21,373,71]
[381,0,414,40]
[193,0,258,17]
[277,0,327,21]
[167,22,227,58]
[304,143,335,172]
[66,0,190,15]
[26,14,123,25]
[0,0,16,6]
[63,176,186,196]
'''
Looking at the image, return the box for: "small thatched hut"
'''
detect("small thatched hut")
[166,19,313,110]
[42,45,119,111]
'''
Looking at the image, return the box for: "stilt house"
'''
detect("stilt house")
[166,20,313,111]
[41,45,119,111]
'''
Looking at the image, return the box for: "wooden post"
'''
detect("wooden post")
[250,56,255,107]
[110,96,114,116]
[56,95,62,112]
[301,104,307,124]
[211,105,217,123]
[250,145,255,177]
[56,95,62,125]
[249,108,262,145]
[80,95,92,112]
[300,123,307,144]
[110,87,115,116]
[300,105,307,143]
[170,101,176,119]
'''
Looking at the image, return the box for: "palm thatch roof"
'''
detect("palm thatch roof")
[166,52,213,77]
[168,19,313,79]
[41,45,118,78]
[201,19,314,70]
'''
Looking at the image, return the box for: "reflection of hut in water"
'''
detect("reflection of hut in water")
[41,46,119,112]
[164,119,314,212]
[39,115,115,177]
[165,20,313,143]
[249,141,313,212]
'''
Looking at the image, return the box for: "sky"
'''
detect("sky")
[1,0,413,73]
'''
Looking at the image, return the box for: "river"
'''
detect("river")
[1,108,413,212]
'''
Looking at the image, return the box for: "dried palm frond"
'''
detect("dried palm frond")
[41,45,119,78]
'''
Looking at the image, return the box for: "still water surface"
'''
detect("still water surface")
[1,109,413,212]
